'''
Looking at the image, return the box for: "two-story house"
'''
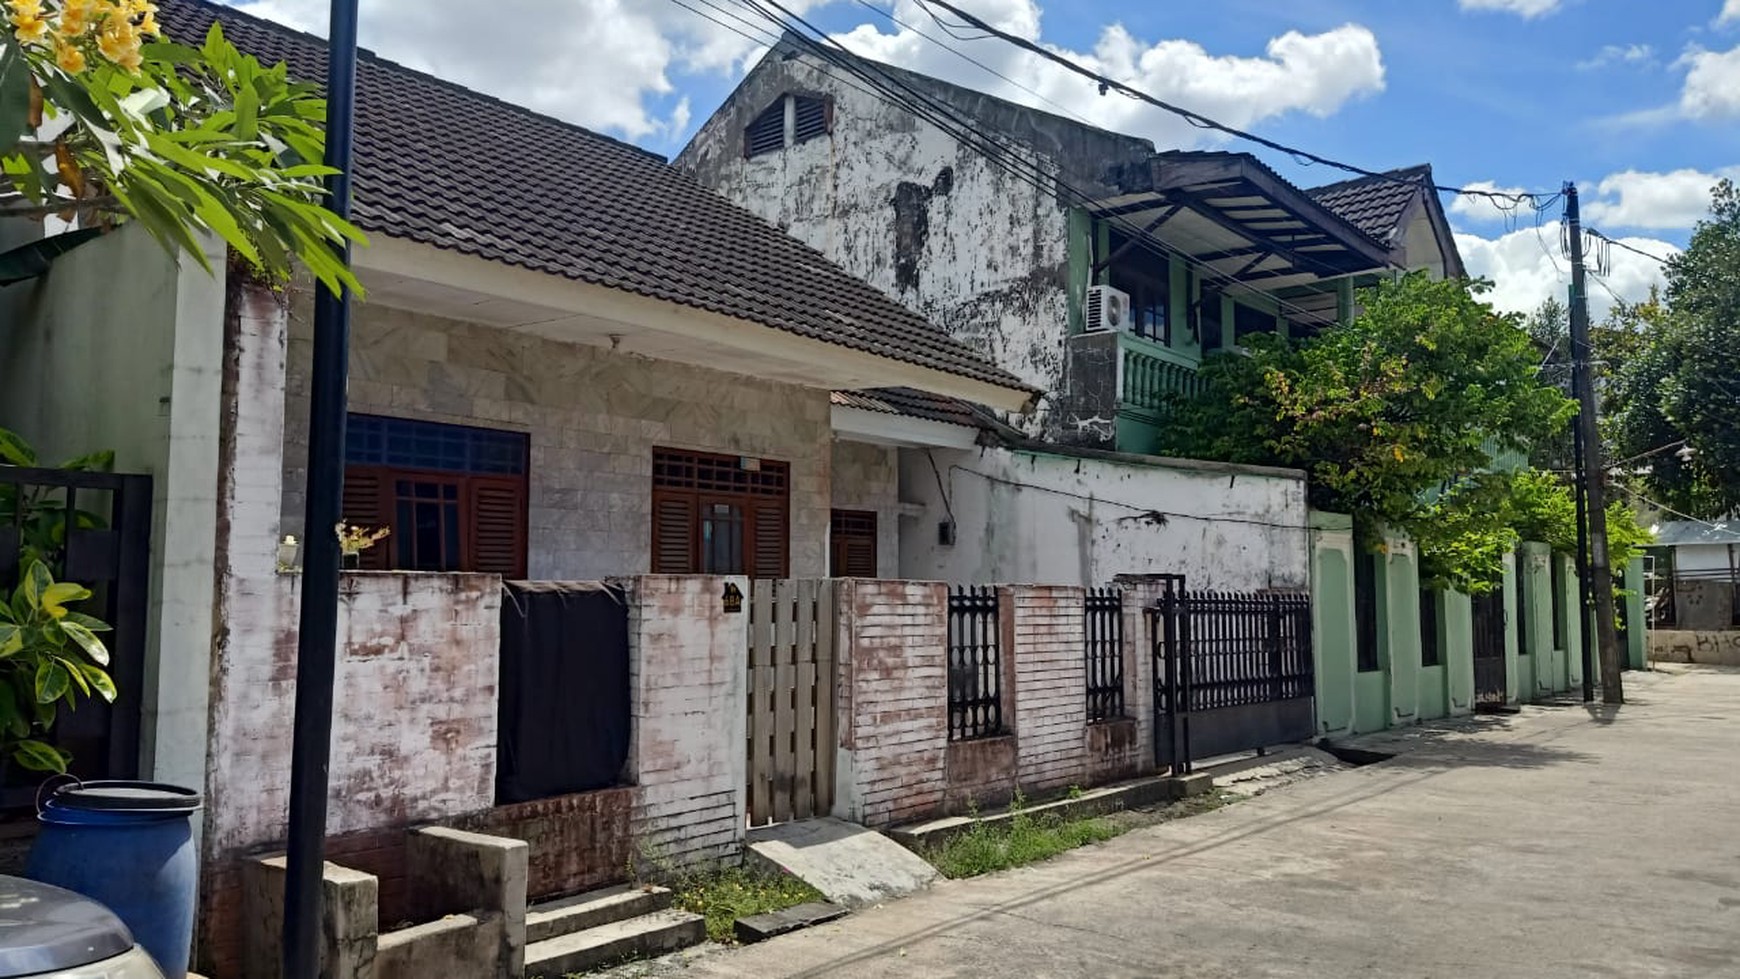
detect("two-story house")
[677,37,1463,457]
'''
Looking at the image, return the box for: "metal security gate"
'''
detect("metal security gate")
[1472,588,1507,706]
[746,579,837,825]
[1151,578,1314,773]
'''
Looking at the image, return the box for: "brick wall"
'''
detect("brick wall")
[1011,585,1089,794]
[451,788,634,901]
[627,575,749,869]
[280,295,834,578]
[834,579,950,827]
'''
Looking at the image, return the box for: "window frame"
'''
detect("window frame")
[829,509,878,578]
[650,448,790,579]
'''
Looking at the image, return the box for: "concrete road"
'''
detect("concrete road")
[656,667,1740,978]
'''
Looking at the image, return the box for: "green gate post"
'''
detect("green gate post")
[1310,511,1358,737]
[1381,530,1421,729]
[1503,550,1523,706]
[1516,543,1553,704]
[1561,553,1585,693]
[1623,557,1648,670]
[1443,590,1474,715]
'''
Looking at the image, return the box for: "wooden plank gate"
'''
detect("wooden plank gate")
[746,579,837,826]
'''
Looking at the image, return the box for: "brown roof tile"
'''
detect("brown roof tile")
[157,0,1032,396]
[1306,165,1433,245]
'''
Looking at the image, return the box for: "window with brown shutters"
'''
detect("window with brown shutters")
[830,509,877,577]
[342,414,528,577]
[651,448,789,578]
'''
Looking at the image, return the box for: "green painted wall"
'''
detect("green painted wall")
[1417,665,1449,720]
[1623,557,1648,670]
[1310,511,1357,737]
[1066,208,1092,334]
[1354,672,1389,734]
[1503,551,1523,705]
[1170,260,1196,361]
[1559,553,1585,693]
[1382,537,1422,728]
[1443,590,1474,715]
[1517,543,1553,703]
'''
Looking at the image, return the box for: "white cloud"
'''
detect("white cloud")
[1678,44,1740,119]
[1451,168,1733,233]
[230,0,807,141]
[1720,0,1740,26]
[1457,0,1561,17]
[222,0,1385,149]
[1577,43,1656,70]
[1455,221,1677,318]
[1585,167,1740,229]
[830,1,1385,146]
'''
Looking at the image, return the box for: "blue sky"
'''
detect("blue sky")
[235,0,1740,314]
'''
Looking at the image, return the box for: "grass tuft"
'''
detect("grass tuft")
[671,865,824,943]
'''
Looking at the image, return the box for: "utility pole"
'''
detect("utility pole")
[1571,414,1594,702]
[283,0,360,975]
[1564,183,1625,704]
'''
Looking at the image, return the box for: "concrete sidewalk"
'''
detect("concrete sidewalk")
[613,666,1740,978]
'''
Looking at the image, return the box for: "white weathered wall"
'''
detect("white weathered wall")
[1672,543,1734,574]
[279,293,834,578]
[830,439,901,577]
[626,575,749,868]
[0,224,226,793]
[206,570,501,855]
[898,445,1310,590]
[679,52,1150,432]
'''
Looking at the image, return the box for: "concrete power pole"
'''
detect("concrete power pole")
[1563,183,1625,704]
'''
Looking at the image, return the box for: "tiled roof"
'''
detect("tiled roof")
[1306,165,1433,244]
[156,0,1032,396]
[1651,520,1740,547]
[831,388,990,429]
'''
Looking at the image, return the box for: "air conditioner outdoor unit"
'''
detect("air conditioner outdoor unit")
[1084,284,1131,333]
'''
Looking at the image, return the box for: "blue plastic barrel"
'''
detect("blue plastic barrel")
[25,780,202,978]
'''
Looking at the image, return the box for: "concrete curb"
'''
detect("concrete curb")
[888,772,1213,850]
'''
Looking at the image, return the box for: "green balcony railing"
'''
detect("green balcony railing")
[1122,339,1204,414]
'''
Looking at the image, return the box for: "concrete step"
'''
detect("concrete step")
[526,883,674,944]
[525,909,706,977]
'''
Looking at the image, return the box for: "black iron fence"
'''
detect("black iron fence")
[0,465,151,806]
[1151,579,1313,773]
[947,585,1003,741]
[1085,587,1124,721]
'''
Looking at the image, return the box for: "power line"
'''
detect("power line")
[912,0,1561,209]
[1586,230,1676,266]
[1611,481,1732,533]
[667,0,780,48]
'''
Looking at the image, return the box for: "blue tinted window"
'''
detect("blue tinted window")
[345,414,525,475]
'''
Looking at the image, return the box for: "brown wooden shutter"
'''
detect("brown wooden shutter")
[341,466,392,571]
[652,491,697,574]
[749,501,788,579]
[829,510,877,577]
[469,476,527,578]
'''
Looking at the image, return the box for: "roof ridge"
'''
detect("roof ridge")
[1306,163,1434,197]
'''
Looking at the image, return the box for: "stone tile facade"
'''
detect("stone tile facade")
[280,293,834,578]
[829,439,901,577]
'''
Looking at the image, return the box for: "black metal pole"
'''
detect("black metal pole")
[1571,407,1595,702]
[282,0,359,975]
[1563,184,1625,704]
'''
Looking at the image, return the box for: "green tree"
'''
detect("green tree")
[1162,273,1576,591]
[1608,180,1740,517]
[1,2,362,291]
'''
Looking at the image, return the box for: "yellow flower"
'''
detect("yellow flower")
[54,40,85,72]
[8,0,48,44]
[136,9,155,35]
[96,21,139,66]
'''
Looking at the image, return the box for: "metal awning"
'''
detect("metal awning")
[1091,151,1398,327]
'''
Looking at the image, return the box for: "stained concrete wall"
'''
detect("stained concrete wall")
[677,43,1155,434]
[627,574,750,869]
[830,439,901,577]
[0,224,226,792]
[898,445,1310,590]
[1650,629,1740,666]
[280,292,834,579]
